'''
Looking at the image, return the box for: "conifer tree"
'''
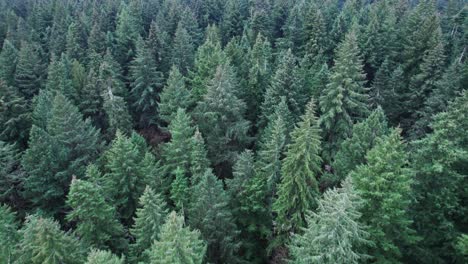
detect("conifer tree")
[350,129,418,262]
[0,141,24,205]
[319,29,369,161]
[333,107,389,181]
[0,204,19,263]
[171,23,195,76]
[78,68,104,128]
[17,215,86,264]
[170,167,190,211]
[45,53,75,101]
[147,211,206,264]
[0,39,18,87]
[189,128,210,179]
[411,91,468,262]
[129,38,163,127]
[14,41,44,99]
[288,178,370,264]
[0,81,30,146]
[103,131,154,222]
[103,90,133,138]
[66,177,126,251]
[146,21,171,75]
[22,93,101,213]
[130,186,168,263]
[66,21,87,62]
[158,66,192,124]
[190,25,226,102]
[273,99,322,245]
[85,249,125,264]
[303,5,328,60]
[114,1,142,70]
[193,64,250,167]
[221,0,248,43]
[189,169,241,263]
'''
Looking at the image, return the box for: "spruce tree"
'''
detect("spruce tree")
[146,21,171,75]
[0,81,31,146]
[66,177,126,251]
[130,186,168,263]
[303,5,328,60]
[193,64,250,168]
[158,66,192,124]
[350,129,418,262]
[189,169,241,263]
[0,141,24,205]
[0,39,18,87]
[14,41,44,99]
[102,90,133,138]
[319,29,369,161]
[114,1,142,70]
[66,21,87,62]
[147,211,206,264]
[288,178,370,264]
[189,128,211,179]
[171,22,195,76]
[170,167,190,211]
[45,53,75,101]
[272,99,322,245]
[78,68,104,128]
[129,37,163,127]
[17,215,86,264]
[0,204,19,263]
[85,249,125,264]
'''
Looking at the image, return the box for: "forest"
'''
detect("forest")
[0,0,466,263]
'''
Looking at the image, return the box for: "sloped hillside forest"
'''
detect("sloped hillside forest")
[0,0,467,263]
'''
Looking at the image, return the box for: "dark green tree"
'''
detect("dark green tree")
[14,41,44,99]
[0,141,24,206]
[170,166,190,211]
[45,53,75,101]
[171,22,195,76]
[0,81,30,146]
[158,66,192,124]
[0,204,19,263]
[0,39,18,86]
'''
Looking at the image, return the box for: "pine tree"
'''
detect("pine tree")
[129,37,163,127]
[85,249,125,264]
[0,204,19,263]
[332,107,389,181]
[288,178,371,264]
[411,91,468,262]
[147,211,206,264]
[259,49,305,129]
[103,131,153,222]
[17,215,86,264]
[0,81,31,146]
[130,186,168,263]
[158,66,192,124]
[22,93,101,214]
[319,29,369,161]
[190,25,226,102]
[0,39,18,87]
[350,129,418,262]
[272,99,322,245]
[193,64,250,168]
[14,41,44,99]
[170,167,190,211]
[171,22,195,76]
[189,169,241,263]
[66,177,126,251]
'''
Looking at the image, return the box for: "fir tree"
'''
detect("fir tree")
[319,29,369,161]
[45,53,75,101]
[0,39,18,87]
[0,81,31,146]
[146,21,171,75]
[14,41,44,99]
[189,169,241,263]
[66,177,126,251]
[288,178,371,264]
[129,37,163,127]
[65,21,87,62]
[171,22,195,76]
[114,1,142,70]
[158,66,192,124]
[85,249,125,264]
[303,5,328,60]
[0,141,24,205]
[147,211,206,264]
[130,186,168,263]
[17,215,86,264]
[170,167,190,211]
[273,99,322,245]
[193,64,250,168]
[78,68,104,128]
[0,204,19,263]
[102,90,133,137]
[189,128,211,179]
[350,129,418,262]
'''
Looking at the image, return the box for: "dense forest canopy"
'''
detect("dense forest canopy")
[0,0,466,263]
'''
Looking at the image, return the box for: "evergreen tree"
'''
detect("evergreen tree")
[0,81,31,146]
[350,129,418,262]
[303,5,328,60]
[272,99,322,245]
[66,176,126,251]
[0,39,18,87]
[0,141,24,206]
[0,204,19,263]
[147,211,206,264]
[190,25,226,102]
[189,169,241,263]
[411,91,468,262]
[45,53,75,101]
[146,21,171,75]
[22,93,101,213]
[221,0,248,43]
[332,107,389,181]
[78,68,104,128]
[288,178,370,264]
[193,64,250,168]
[14,41,44,99]
[85,249,125,264]
[102,90,133,138]
[170,167,190,211]
[158,66,192,124]
[66,21,87,62]
[103,131,154,222]
[130,186,168,263]
[319,29,369,161]
[129,38,163,127]
[171,22,195,76]
[114,1,142,70]
[17,215,86,264]
[189,128,211,179]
